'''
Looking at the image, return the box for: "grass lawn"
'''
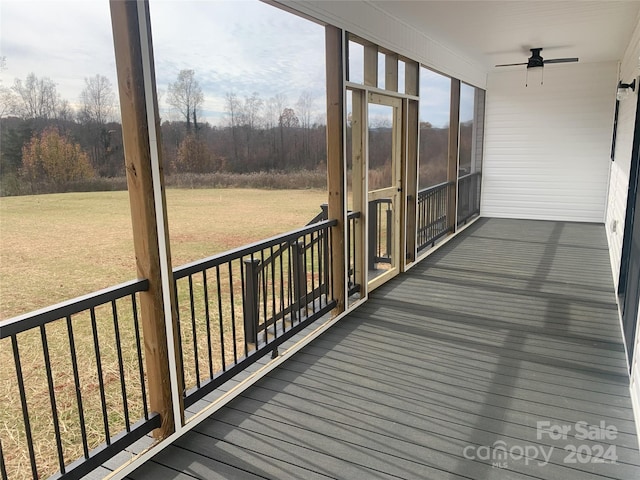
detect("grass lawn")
[0,188,327,479]
[0,188,327,320]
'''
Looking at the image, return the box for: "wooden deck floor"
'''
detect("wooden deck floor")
[128,218,640,480]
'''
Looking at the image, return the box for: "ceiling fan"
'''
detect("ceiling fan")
[495,48,579,68]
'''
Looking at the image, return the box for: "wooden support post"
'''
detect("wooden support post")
[405,99,419,264]
[242,258,260,345]
[405,61,419,97]
[325,25,346,313]
[448,79,461,232]
[364,43,378,87]
[385,54,398,92]
[351,90,366,295]
[109,0,183,438]
[291,241,307,312]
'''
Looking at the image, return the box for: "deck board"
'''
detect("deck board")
[129,218,640,479]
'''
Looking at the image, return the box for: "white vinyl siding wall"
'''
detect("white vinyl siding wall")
[481,62,617,222]
[605,17,640,445]
[606,22,640,289]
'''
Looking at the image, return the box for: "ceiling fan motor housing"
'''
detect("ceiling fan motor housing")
[527,48,544,68]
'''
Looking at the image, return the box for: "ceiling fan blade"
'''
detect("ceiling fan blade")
[544,57,579,64]
[495,62,528,67]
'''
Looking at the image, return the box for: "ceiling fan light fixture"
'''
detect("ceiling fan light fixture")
[617,79,637,101]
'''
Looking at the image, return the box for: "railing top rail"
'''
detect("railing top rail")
[174,219,337,279]
[0,278,149,339]
[347,211,361,220]
[418,180,455,196]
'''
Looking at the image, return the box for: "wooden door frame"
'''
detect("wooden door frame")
[366,92,404,291]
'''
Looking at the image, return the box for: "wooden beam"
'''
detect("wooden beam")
[363,44,378,87]
[325,25,346,313]
[405,61,419,97]
[109,0,183,438]
[385,54,398,92]
[405,99,419,264]
[448,79,461,231]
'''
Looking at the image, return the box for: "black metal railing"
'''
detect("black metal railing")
[368,198,393,268]
[0,280,158,480]
[457,172,482,226]
[346,210,361,296]
[173,220,337,408]
[308,205,361,297]
[417,180,455,251]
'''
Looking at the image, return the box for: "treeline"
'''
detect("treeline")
[0,69,332,195]
[0,67,464,196]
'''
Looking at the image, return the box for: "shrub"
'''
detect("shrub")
[21,127,95,192]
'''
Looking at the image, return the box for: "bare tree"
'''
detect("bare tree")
[78,74,117,175]
[265,93,287,165]
[0,57,17,118]
[296,91,314,163]
[167,69,204,132]
[241,92,263,161]
[12,73,60,119]
[279,107,299,168]
[0,87,16,118]
[225,92,241,164]
[79,74,115,125]
[57,99,75,123]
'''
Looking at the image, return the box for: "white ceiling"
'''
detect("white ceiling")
[371,1,640,71]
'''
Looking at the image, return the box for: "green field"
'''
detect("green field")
[0,188,327,479]
[0,189,327,320]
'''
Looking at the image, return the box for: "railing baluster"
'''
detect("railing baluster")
[270,246,278,341]
[260,249,268,345]
[216,265,227,371]
[287,243,295,323]
[319,229,324,296]
[310,232,317,314]
[131,295,149,420]
[40,324,65,472]
[386,205,392,258]
[111,301,130,432]
[292,240,305,319]
[323,223,329,293]
[202,270,214,379]
[174,278,186,395]
[278,243,286,332]
[188,275,200,388]
[89,307,111,445]
[239,257,249,357]
[227,262,238,364]
[368,200,377,268]
[66,315,89,458]
[0,439,8,480]
[329,226,335,299]
[12,335,38,478]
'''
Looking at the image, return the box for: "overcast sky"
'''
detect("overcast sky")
[1,0,465,127]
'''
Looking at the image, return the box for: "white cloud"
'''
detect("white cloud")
[1,0,462,128]
[1,0,327,124]
[1,0,118,110]
[150,0,326,124]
